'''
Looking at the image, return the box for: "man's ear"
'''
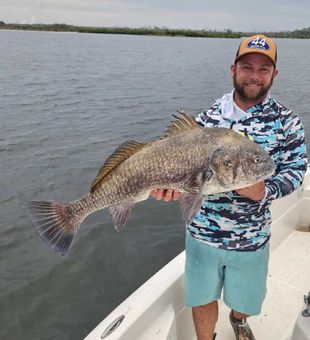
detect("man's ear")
[273,68,279,78]
[230,64,236,78]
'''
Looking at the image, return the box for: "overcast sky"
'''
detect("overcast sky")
[1,0,309,32]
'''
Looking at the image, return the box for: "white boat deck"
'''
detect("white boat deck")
[85,174,310,340]
[215,230,310,340]
[214,181,310,340]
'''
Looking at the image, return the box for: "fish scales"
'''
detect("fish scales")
[23,112,276,256]
[88,130,209,207]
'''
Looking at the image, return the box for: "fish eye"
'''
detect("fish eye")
[223,159,232,167]
[254,156,261,164]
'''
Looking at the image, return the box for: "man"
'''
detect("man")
[151,34,308,340]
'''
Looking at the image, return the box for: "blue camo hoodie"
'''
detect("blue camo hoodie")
[187,92,308,251]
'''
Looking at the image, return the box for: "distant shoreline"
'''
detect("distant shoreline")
[1,22,310,39]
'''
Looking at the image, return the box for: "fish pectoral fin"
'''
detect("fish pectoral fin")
[179,170,212,225]
[109,203,134,232]
[179,192,205,226]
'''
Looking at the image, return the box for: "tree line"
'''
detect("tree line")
[1,22,310,39]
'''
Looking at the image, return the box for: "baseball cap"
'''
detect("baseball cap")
[235,34,277,66]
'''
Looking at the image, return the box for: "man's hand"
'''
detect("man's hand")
[235,181,265,201]
[150,182,265,202]
[150,189,182,202]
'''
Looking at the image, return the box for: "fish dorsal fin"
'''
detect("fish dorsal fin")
[90,140,148,193]
[160,111,199,139]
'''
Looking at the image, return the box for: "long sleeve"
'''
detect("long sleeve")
[264,111,308,201]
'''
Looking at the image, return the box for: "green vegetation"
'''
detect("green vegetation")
[1,21,310,39]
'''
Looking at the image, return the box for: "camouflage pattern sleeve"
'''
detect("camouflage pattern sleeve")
[264,112,308,201]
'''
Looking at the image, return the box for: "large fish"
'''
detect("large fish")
[24,112,275,256]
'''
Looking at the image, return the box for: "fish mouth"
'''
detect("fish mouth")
[256,167,276,183]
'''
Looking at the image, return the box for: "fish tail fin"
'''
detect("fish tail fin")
[23,200,81,256]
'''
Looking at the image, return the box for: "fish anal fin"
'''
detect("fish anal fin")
[109,203,135,232]
[160,111,199,139]
[91,140,148,193]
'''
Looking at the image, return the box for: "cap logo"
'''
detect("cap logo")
[247,36,270,50]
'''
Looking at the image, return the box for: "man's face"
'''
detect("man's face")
[231,53,278,102]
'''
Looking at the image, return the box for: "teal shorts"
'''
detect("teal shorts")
[185,232,269,315]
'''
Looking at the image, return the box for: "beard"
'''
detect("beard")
[233,74,274,102]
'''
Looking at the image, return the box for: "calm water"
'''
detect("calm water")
[0,30,309,340]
